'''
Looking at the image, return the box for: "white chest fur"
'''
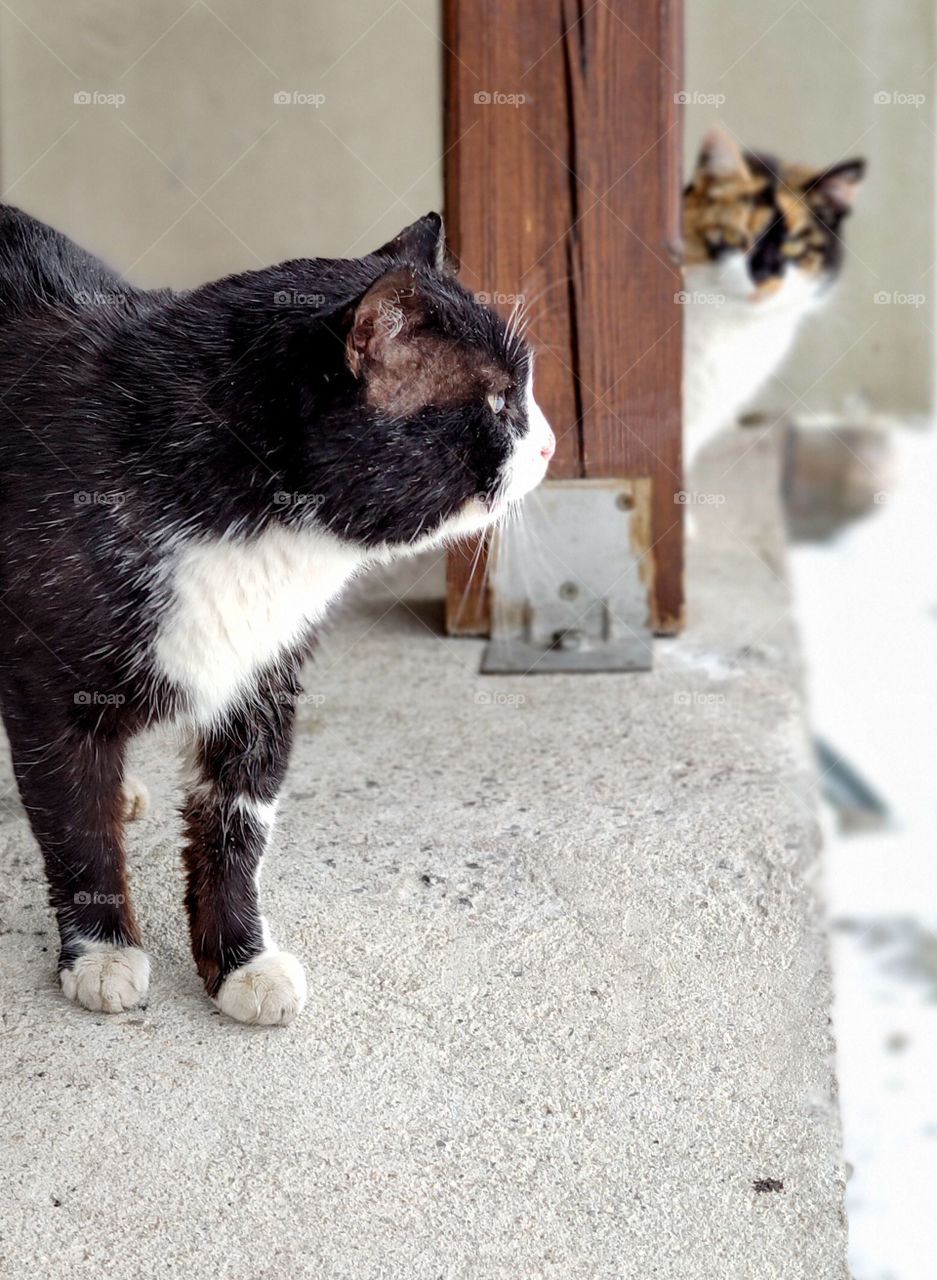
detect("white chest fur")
[155,525,362,724]
[682,258,818,467]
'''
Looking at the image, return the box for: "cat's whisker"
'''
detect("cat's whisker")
[453,525,490,627]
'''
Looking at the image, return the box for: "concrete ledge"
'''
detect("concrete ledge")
[0,433,847,1278]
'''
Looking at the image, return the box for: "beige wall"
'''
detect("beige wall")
[686,0,937,417]
[0,0,442,288]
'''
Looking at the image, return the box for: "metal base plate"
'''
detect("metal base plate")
[481,479,654,675]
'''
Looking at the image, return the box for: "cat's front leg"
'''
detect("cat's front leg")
[1,708,149,1012]
[181,666,306,1025]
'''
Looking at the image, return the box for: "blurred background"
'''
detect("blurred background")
[687,3,935,417]
[687,6,936,1279]
[0,1,443,281]
[0,2,933,1276]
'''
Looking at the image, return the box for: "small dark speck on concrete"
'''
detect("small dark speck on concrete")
[50,1196,62,1207]
[458,896,472,906]
[753,1178,784,1194]
[465,861,480,869]
[365,779,379,788]
[420,873,432,885]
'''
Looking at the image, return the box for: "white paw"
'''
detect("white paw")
[120,776,150,821]
[214,950,307,1026]
[60,944,150,1012]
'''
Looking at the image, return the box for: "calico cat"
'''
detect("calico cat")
[0,206,554,1024]
[683,126,864,465]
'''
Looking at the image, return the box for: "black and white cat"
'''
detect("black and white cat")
[0,206,554,1024]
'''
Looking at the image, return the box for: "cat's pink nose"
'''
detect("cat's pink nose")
[541,433,555,460]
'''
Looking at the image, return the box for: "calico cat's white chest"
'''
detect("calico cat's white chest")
[155,526,362,724]
[682,260,818,466]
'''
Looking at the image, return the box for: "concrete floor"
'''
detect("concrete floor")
[0,435,848,1279]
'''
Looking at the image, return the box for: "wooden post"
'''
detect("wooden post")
[443,0,684,636]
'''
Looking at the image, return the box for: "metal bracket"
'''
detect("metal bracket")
[481,479,654,674]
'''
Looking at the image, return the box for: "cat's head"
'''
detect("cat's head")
[683,125,864,308]
[310,213,554,553]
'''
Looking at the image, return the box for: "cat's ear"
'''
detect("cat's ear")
[346,267,425,378]
[803,159,865,219]
[375,213,449,271]
[693,126,751,184]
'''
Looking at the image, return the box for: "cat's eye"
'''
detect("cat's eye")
[705,227,744,254]
[782,239,807,259]
[487,392,506,414]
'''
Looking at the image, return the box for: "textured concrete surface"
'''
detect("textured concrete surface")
[0,435,848,1279]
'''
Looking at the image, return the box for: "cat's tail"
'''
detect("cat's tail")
[0,202,137,324]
